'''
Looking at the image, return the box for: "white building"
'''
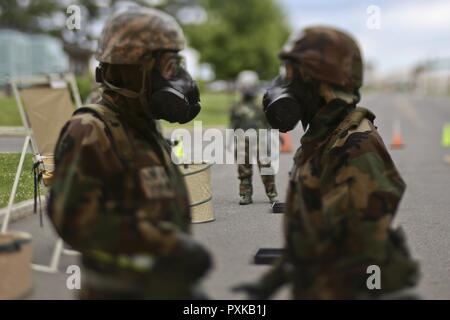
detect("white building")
[414,59,450,95]
[0,29,69,85]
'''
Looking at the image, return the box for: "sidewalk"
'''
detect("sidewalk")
[0,197,45,228]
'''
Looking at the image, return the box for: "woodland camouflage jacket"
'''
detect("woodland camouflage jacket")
[230,98,269,131]
[47,94,211,298]
[258,99,419,299]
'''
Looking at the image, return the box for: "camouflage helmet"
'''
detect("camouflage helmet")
[96,8,186,65]
[279,26,363,90]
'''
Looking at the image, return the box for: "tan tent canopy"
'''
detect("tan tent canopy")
[19,86,75,156]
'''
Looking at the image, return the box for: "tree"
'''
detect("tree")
[0,1,61,32]
[0,0,290,79]
[184,0,291,80]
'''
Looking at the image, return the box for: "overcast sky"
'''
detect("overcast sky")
[278,0,450,75]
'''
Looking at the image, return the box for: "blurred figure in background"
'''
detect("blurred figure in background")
[237,26,419,299]
[229,70,278,205]
[48,8,211,299]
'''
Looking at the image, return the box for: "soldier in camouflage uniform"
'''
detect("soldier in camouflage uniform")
[47,8,211,299]
[230,71,278,205]
[236,27,420,299]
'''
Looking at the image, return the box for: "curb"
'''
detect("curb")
[0,127,28,137]
[0,197,46,227]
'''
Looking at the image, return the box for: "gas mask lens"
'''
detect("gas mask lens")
[156,52,185,80]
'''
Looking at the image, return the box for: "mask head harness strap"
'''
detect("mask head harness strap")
[97,58,156,104]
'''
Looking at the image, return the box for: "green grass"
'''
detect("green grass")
[196,91,236,126]
[0,153,35,208]
[0,96,22,126]
[0,91,236,128]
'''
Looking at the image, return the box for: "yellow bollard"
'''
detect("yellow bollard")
[174,136,185,160]
[442,123,450,148]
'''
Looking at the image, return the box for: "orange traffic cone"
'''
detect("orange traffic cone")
[390,121,404,149]
[280,132,293,153]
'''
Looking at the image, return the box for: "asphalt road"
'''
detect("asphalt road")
[4,92,450,299]
[0,136,32,153]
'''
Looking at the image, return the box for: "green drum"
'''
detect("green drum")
[179,163,215,223]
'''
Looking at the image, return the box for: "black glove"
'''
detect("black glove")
[163,233,212,280]
[232,283,270,300]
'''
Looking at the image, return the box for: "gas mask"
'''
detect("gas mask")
[241,88,258,102]
[263,75,304,133]
[97,52,201,125]
[263,63,321,132]
[150,52,201,124]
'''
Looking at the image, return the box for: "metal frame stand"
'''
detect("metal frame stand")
[0,73,82,273]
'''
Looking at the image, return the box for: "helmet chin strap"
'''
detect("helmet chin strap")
[138,59,155,119]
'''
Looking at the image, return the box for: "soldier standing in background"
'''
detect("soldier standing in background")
[229,71,278,205]
[47,8,211,299]
[236,27,419,299]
